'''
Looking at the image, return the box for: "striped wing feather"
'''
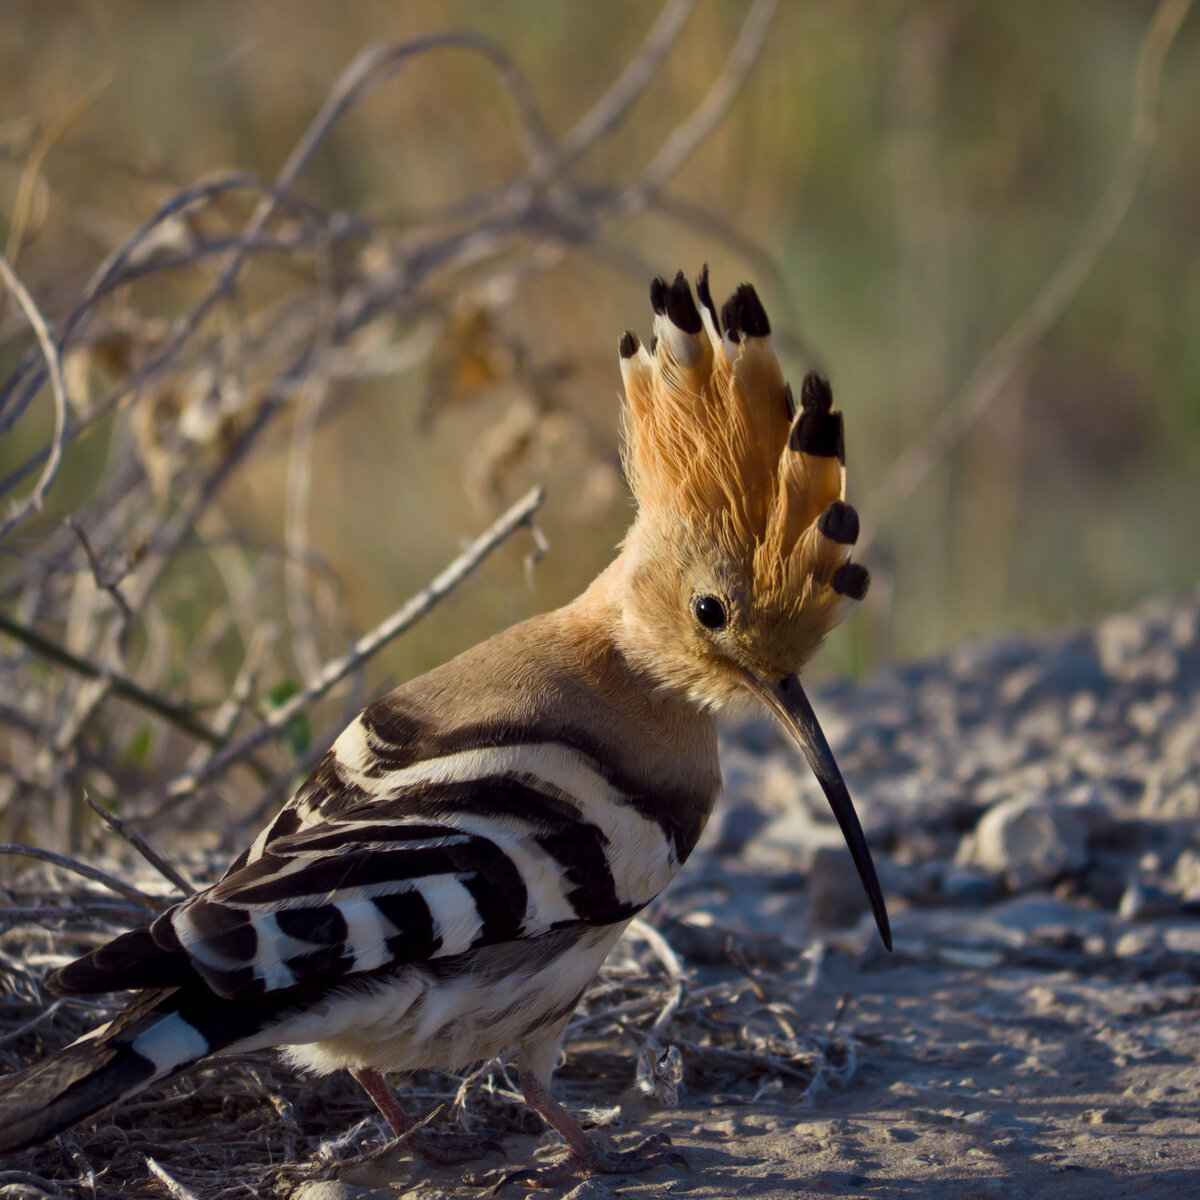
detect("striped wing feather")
[51,699,672,1004]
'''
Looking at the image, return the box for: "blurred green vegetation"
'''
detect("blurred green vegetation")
[1,0,1197,711]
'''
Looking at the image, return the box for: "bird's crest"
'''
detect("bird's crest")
[618,269,868,682]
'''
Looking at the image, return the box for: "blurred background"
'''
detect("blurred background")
[1,0,1197,843]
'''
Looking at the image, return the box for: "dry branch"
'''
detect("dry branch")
[160,484,546,810]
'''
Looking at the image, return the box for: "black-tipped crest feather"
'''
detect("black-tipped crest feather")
[665,271,702,334]
[695,264,719,332]
[800,372,833,411]
[818,500,860,546]
[790,408,844,459]
[832,562,870,601]
[649,276,668,315]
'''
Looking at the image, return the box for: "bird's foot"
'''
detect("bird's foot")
[490,1132,686,1192]
[407,1127,506,1166]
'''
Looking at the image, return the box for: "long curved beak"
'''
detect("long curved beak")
[741,671,891,951]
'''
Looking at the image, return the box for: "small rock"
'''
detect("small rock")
[1171,849,1200,898]
[709,801,771,856]
[1113,929,1160,958]
[561,1181,614,1200]
[940,864,1001,904]
[1164,927,1200,954]
[1081,1108,1124,1124]
[992,1136,1046,1152]
[291,1183,385,1200]
[963,1110,1037,1129]
[963,796,1089,890]
[1119,882,1180,920]
[886,1126,918,1142]
[807,845,871,929]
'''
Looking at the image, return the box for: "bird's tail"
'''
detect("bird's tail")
[0,988,239,1155]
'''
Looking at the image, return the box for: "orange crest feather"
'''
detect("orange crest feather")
[618,270,867,670]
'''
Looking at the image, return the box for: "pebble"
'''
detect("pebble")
[291,1183,388,1200]
[560,1181,614,1200]
[941,864,1003,904]
[1081,1108,1124,1124]
[1119,882,1181,920]
[807,845,871,929]
[963,796,1090,891]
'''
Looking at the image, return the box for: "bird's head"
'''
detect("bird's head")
[616,269,889,949]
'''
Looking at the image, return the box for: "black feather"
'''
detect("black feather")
[732,283,770,337]
[649,275,668,315]
[800,371,833,411]
[789,409,844,460]
[832,562,870,601]
[695,263,719,332]
[618,329,639,358]
[817,501,859,546]
[665,270,702,334]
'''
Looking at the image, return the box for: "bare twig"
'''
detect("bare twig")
[0,844,162,909]
[83,792,195,896]
[65,517,133,629]
[627,917,687,1038]
[861,0,1193,548]
[546,0,695,180]
[0,902,148,925]
[163,485,546,804]
[0,251,71,544]
[629,0,778,201]
[144,1158,202,1200]
[0,999,66,1051]
[0,608,225,749]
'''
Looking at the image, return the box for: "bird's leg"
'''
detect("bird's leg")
[494,1032,686,1190]
[348,1067,502,1166]
[522,1068,681,1176]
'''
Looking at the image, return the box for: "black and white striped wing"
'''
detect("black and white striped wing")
[53,703,685,1003]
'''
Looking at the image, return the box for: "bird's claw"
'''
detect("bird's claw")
[408,1128,507,1166]
[488,1132,686,1192]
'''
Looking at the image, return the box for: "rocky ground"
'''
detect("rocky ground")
[4,592,1199,1199]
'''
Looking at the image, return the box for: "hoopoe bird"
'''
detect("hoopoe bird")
[0,270,888,1185]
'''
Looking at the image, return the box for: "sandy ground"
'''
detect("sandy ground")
[340,948,1200,1199]
[305,592,1200,1199]
[4,592,1198,1199]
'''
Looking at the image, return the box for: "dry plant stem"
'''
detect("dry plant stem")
[65,518,134,630]
[484,0,778,313]
[627,917,686,1038]
[0,902,147,924]
[0,843,162,909]
[0,609,224,749]
[0,1001,67,1053]
[860,0,1193,548]
[0,69,115,335]
[0,10,777,498]
[83,792,195,896]
[536,0,694,183]
[283,275,335,687]
[163,485,546,805]
[0,251,70,544]
[628,0,777,201]
[144,1158,202,1200]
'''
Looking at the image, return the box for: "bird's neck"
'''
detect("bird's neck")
[555,555,715,745]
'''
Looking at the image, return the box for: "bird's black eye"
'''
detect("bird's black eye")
[693,594,727,630]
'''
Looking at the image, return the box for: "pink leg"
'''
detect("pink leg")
[350,1066,413,1137]
[491,1068,685,1191]
[348,1067,503,1166]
